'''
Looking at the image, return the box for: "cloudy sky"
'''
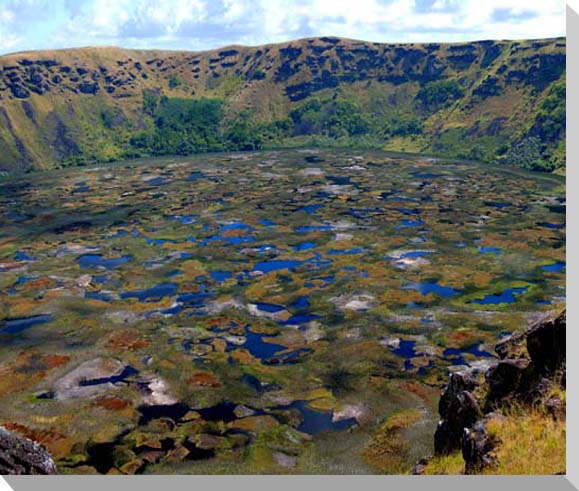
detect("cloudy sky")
[0,0,566,55]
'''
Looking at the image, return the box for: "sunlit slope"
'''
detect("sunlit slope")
[0,37,565,172]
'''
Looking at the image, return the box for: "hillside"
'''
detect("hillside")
[0,37,566,173]
[418,311,566,475]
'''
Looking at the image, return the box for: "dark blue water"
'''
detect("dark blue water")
[241,374,263,392]
[253,260,304,273]
[327,248,364,255]
[281,313,322,325]
[412,172,440,179]
[396,208,421,216]
[275,400,356,435]
[298,204,323,214]
[138,403,191,425]
[7,211,31,222]
[79,365,138,387]
[484,201,511,209]
[202,235,255,245]
[254,303,286,313]
[537,222,564,230]
[0,314,53,334]
[478,246,501,255]
[120,283,178,302]
[92,275,110,284]
[259,219,276,227]
[186,171,205,181]
[210,271,233,283]
[396,220,425,229]
[144,177,167,186]
[293,242,316,251]
[196,401,238,423]
[13,276,40,286]
[471,287,529,305]
[290,296,310,309]
[239,326,286,360]
[404,282,458,298]
[541,262,566,273]
[443,343,494,359]
[77,254,132,270]
[391,339,418,358]
[160,304,185,316]
[177,215,197,225]
[15,251,36,261]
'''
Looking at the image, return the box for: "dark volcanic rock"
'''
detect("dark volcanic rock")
[411,458,429,475]
[434,372,482,455]
[79,81,99,94]
[426,310,566,473]
[438,371,479,416]
[485,358,530,408]
[9,84,30,99]
[0,426,57,474]
[526,310,565,375]
[462,417,499,474]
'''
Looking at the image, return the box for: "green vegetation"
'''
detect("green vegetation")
[131,97,224,155]
[289,98,371,138]
[423,452,465,475]
[500,137,553,172]
[0,149,565,474]
[415,79,464,111]
[168,75,181,89]
[483,408,565,475]
[0,37,566,173]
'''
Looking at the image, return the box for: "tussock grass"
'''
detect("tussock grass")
[483,408,566,475]
[423,452,464,475]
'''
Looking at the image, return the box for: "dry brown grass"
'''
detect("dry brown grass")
[483,408,566,475]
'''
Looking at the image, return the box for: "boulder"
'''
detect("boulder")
[438,371,479,417]
[494,331,525,359]
[412,458,429,475]
[485,358,530,408]
[0,426,57,474]
[462,417,499,474]
[435,391,482,455]
[526,310,565,375]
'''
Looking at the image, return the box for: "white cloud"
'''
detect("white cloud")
[0,0,567,55]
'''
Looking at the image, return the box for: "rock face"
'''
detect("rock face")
[526,312,566,376]
[0,37,565,173]
[0,426,57,474]
[462,416,499,474]
[485,358,530,407]
[429,310,565,472]
[434,372,481,455]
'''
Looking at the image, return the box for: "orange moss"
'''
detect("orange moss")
[106,330,151,351]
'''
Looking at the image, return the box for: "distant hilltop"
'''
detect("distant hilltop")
[0,37,566,173]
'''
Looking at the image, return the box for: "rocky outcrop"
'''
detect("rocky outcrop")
[461,415,500,474]
[434,371,482,455]
[0,426,57,474]
[0,37,566,173]
[526,311,566,376]
[426,310,565,473]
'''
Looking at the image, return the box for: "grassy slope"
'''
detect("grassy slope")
[0,37,566,172]
[424,407,566,475]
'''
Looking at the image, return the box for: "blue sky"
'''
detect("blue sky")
[0,0,566,55]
